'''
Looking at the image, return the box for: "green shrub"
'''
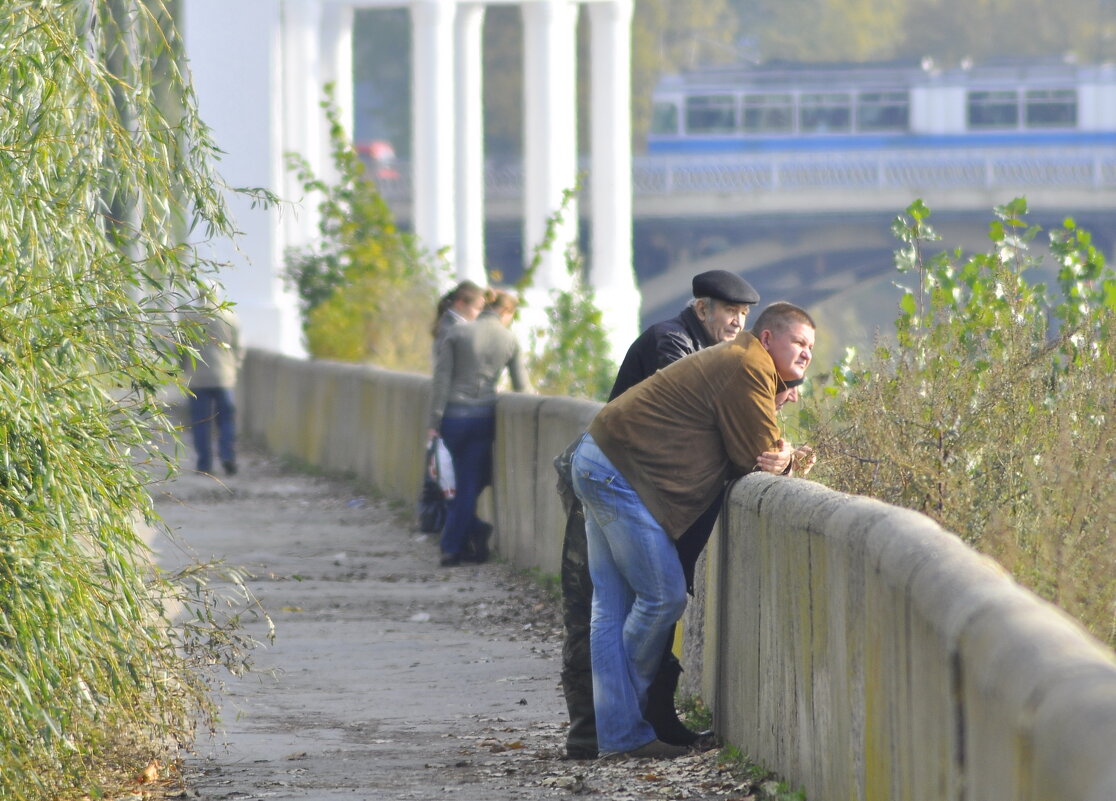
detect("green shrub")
[284,88,445,371]
[0,3,269,798]
[285,116,617,396]
[514,184,617,401]
[802,198,1116,646]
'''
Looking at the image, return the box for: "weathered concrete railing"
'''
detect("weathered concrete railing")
[704,475,1116,801]
[240,349,1116,801]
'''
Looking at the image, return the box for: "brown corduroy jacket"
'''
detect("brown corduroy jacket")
[587,330,782,539]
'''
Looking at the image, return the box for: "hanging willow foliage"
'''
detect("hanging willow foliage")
[0,2,271,798]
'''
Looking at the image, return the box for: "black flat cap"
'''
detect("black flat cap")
[692,270,760,305]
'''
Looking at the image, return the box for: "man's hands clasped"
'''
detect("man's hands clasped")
[754,439,816,477]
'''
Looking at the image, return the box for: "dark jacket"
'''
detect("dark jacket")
[608,305,715,400]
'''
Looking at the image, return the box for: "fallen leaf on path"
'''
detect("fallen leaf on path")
[135,760,160,784]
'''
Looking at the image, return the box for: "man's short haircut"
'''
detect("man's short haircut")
[750,301,815,336]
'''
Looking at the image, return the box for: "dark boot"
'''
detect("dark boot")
[559,499,597,758]
[562,670,598,759]
[644,652,701,747]
[467,520,492,563]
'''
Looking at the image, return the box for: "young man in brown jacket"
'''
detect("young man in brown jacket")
[569,302,815,760]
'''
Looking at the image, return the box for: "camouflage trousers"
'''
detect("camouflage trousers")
[555,437,597,757]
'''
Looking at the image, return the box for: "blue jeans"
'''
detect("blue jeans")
[571,434,687,753]
[439,407,495,556]
[189,387,236,472]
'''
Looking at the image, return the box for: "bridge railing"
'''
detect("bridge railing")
[370,146,1116,202]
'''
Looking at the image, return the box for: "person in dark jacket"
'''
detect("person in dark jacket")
[610,272,756,399]
[555,270,761,759]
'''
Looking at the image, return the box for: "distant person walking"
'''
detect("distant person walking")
[428,289,530,566]
[182,286,244,476]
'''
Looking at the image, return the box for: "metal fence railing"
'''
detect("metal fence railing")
[368,146,1116,204]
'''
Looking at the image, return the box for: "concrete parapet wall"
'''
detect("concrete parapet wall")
[239,350,1116,801]
[240,349,431,501]
[240,349,600,573]
[493,393,601,573]
[712,473,1116,801]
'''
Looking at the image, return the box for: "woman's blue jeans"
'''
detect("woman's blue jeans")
[570,434,687,754]
[439,407,495,557]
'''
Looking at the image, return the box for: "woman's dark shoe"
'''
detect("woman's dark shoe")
[439,553,462,567]
[467,521,492,563]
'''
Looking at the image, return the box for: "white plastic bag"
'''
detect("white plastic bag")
[428,437,456,499]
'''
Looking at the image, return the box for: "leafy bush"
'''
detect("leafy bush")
[514,185,617,401]
[284,88,445,371]
[0,3,270,798]
[285,115,617,396]
[802,198,1116,646]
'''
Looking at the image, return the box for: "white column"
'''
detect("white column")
[455,3,488,285]
[521,0,579,293]
[282,0,325,250]
[411,0,458,270]
[319,2,355,187]
[589,0,639,359]
[182,0,304,356]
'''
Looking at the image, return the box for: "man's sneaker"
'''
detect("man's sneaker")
[222,460,238,476]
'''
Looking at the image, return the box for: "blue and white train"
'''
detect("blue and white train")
[647,58,1116,155]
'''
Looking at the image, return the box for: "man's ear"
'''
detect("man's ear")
[693,299,708,321]
[758,329,771,349]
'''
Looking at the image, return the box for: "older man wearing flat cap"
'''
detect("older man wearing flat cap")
[554,269,761,760]
[610,269,760,397]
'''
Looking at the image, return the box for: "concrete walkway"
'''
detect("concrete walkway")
[150,446,765,801]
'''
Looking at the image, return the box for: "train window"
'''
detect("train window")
[685,94,737,134]
[1025,89,1077,128]
[799,92,852,134]
[651,101,680,135]
[968,90,1019,129]
[856,91,909,132]
[742,93,793,133]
